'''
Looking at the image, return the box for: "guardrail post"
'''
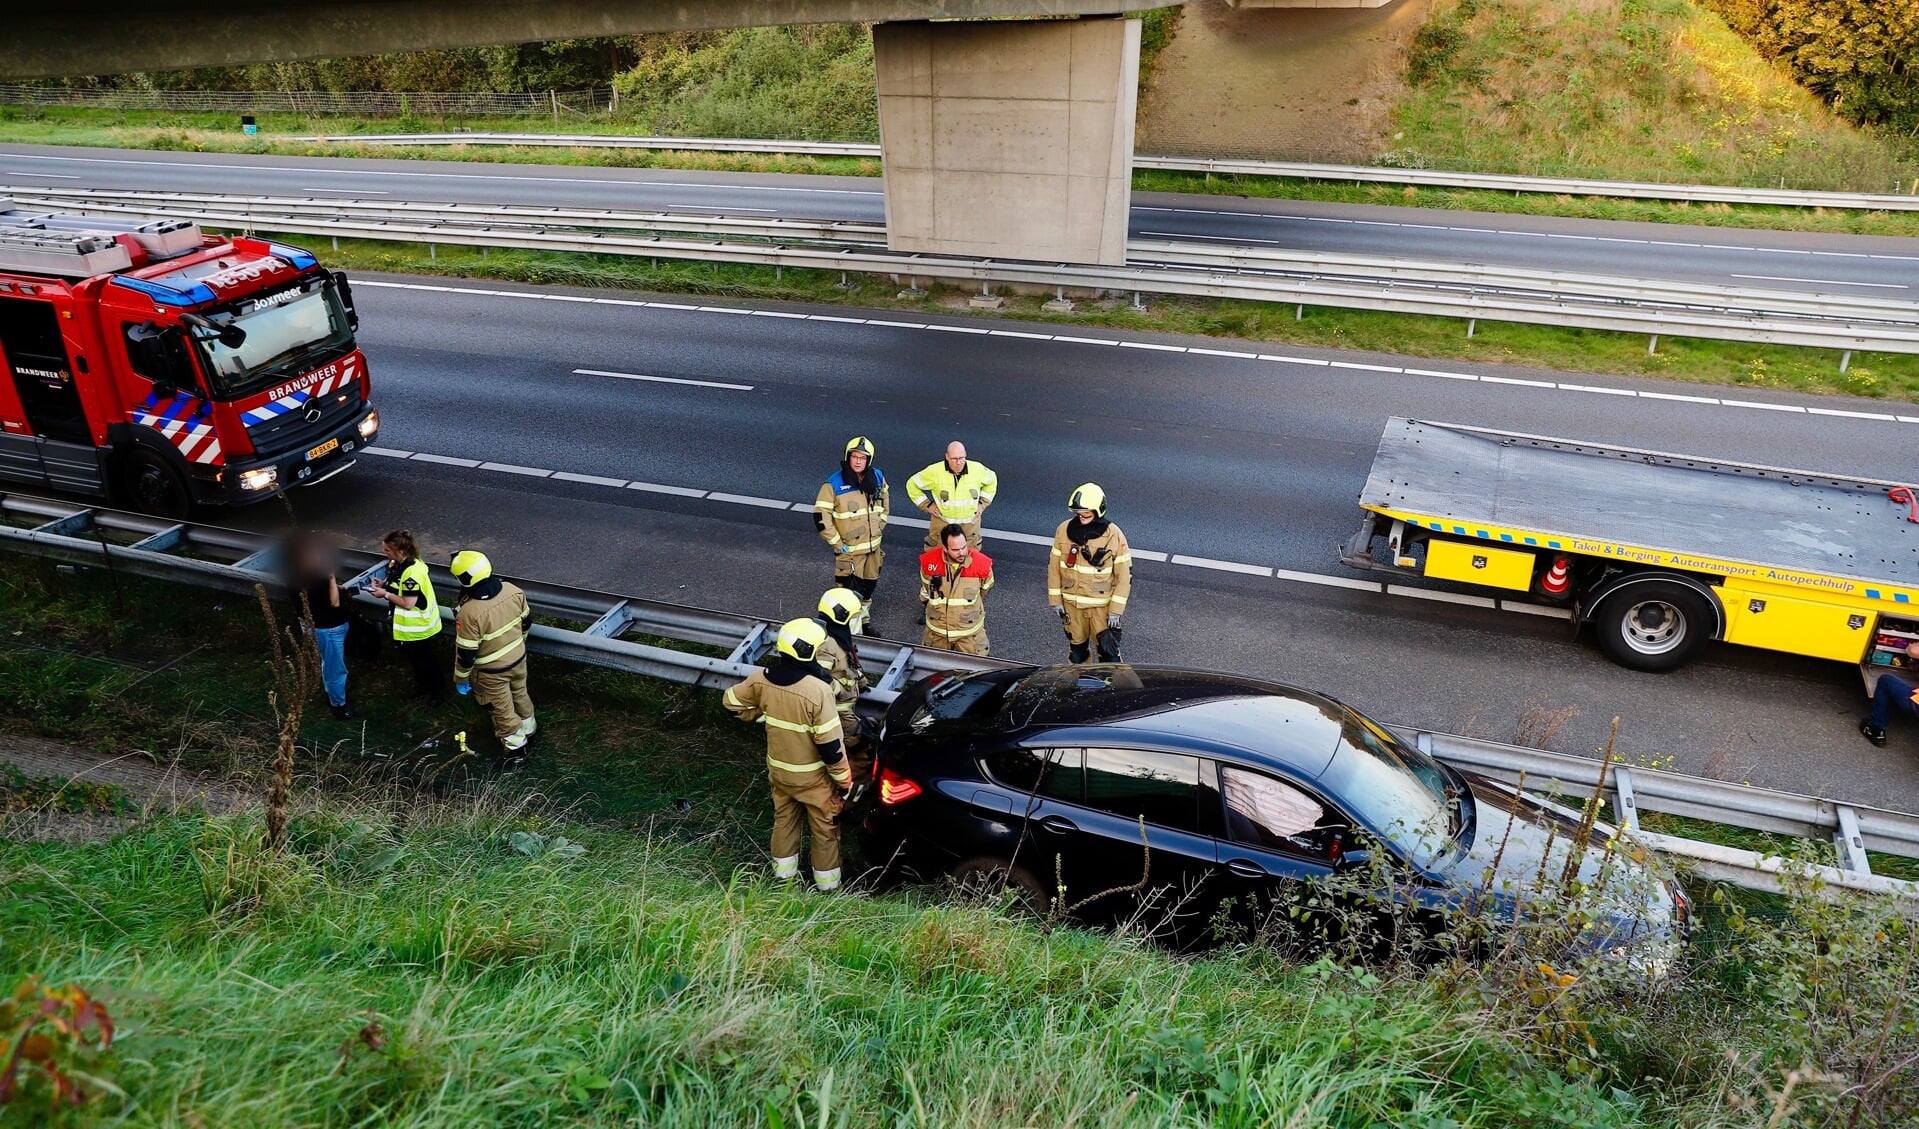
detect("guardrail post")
[127,525,187,554]
[232,543,282,573]
[1647,335,1658,356]
[584,600,634,638]
[1611,765,1641,832]
[727,623,773,666]
[1466,319,1476,339]
[31,510,96,537]
[1834,805,1873,875]
[1840,350,1853,373]
[875,647,918,694]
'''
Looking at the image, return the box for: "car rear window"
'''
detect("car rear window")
[1082,747,1200,833]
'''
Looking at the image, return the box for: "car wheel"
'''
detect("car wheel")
[116,448,193,519]
[950,856,1051,916]
[1592,580,1714,673]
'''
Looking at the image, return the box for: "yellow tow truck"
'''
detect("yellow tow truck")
[1340,418,1919,678]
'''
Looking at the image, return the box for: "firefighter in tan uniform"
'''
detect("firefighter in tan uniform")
[814,436,888,632]
[813,588,874,788]
[450,550,537,755]
[723,619,853,890]
[1048,483,1132,663]
[907,441,997,550]
[919,524,996,655]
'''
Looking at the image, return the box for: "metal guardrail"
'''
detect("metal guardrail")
[9,186,1916,356]
[2,491,1914,902]
[305,131,1919,212]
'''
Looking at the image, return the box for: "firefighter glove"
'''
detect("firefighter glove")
[1056,606,1068,622]
[456,680,472,696]
[1109,615,1122,630]
[834,543,848,555]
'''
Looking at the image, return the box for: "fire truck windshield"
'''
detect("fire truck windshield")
[196,280,353,397]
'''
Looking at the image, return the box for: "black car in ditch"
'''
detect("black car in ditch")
[862,664,1685,969]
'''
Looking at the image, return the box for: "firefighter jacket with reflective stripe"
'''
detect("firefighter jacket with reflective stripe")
[454,579,531,679]
[814,467,889,554]
[1048,520,1132,612]
[906,460,998,526]
[919,547,995,640]
[387,558,441,642]
[815,632,863,715]
[724,667,850,785]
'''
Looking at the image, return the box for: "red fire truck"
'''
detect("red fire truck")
[0,206,378,516]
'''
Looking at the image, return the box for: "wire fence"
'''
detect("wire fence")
[0,84,616,117]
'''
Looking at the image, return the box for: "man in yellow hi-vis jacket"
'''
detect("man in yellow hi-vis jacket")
[907,440,996,550]
[724,619,853,890]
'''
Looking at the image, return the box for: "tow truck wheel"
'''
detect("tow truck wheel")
[116,449,192,519]
[950,856,1051,916]
[1593,581,1713,672]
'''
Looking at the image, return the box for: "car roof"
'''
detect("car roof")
[1004,665,1348,778]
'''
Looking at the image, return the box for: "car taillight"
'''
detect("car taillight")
[878,767,921,806]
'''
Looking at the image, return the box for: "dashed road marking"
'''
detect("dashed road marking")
[355,279,1911,426]
[367,444,1568,621]
[573,367,755,391]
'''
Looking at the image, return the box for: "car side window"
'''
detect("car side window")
[1082,747,1200,833]
[984,747,1083,803]
[1219,766,1347,860]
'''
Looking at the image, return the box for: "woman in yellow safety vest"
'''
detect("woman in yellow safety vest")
[368,528,446,705]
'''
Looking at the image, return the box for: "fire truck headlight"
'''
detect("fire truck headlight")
[238,466,279,492]
[357,410,380,439]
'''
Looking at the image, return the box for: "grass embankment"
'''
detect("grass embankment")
[5,556,1919,1125]
[1391,0,1917,193]
[282,233,1919,401]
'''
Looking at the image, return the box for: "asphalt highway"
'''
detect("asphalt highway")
[161,270,1919,812]
[4,144,1917,296]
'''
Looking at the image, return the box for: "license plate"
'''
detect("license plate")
[306,438,339,461]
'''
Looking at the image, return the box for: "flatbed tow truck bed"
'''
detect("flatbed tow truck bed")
[1343,418,1919,676]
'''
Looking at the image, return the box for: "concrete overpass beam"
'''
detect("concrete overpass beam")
[874,17,1138,266]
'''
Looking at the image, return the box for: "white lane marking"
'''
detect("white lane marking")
[1731,274,1908,289]
[356,280,1904,425]
[888,514,932,529]
[480,461,552,477]
[553,471,629,487]
[697,306,753,315]
[925,323,991,335]
[0,152,884,194]
[1273,567,1381,592]
[1387,584,1497,608]
[1172,554,1273,577]
[5,172,81,179]
[751,310,809,320]
[374,444,1598,621]
[1500,600,1574,619]
[629,481,707,498]
[573,367,754,391]
[302,187,391,195]
[708,491,793,509]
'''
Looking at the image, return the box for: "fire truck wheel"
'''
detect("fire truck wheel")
[1592,580,1713,673]
[117,449,193,519]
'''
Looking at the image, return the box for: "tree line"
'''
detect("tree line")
[1701,0,1918,134]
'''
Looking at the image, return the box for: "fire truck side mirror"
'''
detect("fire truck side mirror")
[332,271,359,330]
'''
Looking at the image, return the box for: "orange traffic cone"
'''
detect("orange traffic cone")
[1539,555,1571,597]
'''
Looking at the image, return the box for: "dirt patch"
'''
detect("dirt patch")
[1,733,251,844]
[1138,0,1434,160]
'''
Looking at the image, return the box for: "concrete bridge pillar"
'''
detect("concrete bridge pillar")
[873,17,1140,266]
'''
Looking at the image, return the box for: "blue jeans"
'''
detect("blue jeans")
[314,622,349,708]
[1869,674,1919,731]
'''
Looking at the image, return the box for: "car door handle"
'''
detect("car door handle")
[1037,814,1079,834]
[1225,859,1268,879]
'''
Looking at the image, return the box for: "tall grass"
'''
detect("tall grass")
[1392,0,1917,192]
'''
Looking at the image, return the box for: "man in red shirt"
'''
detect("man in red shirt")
[919,524,995,655]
